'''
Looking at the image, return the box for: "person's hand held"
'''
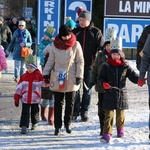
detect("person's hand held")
[20,42,25,47]
[43,75,50,84]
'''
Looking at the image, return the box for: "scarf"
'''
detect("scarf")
[107,57,124,66]
[41,39,51,46]
[18,29,25,43]
[54,33,76,50]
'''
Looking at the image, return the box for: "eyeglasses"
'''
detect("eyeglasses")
[19,25,24,27]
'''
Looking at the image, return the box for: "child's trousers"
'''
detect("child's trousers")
[19,103,39,128]
[103,109,125,134]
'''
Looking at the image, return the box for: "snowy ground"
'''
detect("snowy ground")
[0,60,150,150]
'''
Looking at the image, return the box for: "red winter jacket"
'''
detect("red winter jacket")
[14,69,43,104]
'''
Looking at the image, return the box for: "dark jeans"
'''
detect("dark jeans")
[53,91,76,129]
[19,103,39,128]
[73,68,92,116]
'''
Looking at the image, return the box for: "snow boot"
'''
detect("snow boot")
[31,123,38,130]
[100,133,110,143]
[65,125,72,134]
[41,106,47,121]
[48,107,54,125]
[117,128,124,137]
[54,128,61,136]
[81,114,89,122]
[21,126,27,134]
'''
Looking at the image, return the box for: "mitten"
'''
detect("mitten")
[102,82,111,89]
[76,77,82,85]
[14,94,20,107]
[43,75,50,84]
[20,42,25,47]
[5,50,10,58]
[88,82,95,90]
[138,79,145,87]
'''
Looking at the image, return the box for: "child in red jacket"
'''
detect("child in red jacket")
[14,55,43,134]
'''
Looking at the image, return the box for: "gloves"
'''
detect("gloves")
[14,94,20,107]
[138,79,145,87]
[88,82,95,90]
[20,42,25,47]
[102,82,111,89]
[43,75,50,84]
[5,50,10,58]
[76,77,82,85]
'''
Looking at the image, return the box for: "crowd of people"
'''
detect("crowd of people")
[0,7,150,143]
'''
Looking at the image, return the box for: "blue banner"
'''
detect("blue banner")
[37,0,60,44]
[104,18,150,48]
[64,0,92,23]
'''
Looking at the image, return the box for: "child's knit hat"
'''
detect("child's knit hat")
[66,17,76,29]
[44,25,56,39]
[104,28,117,47]
[110,37,122,54]
[25,54,37,69]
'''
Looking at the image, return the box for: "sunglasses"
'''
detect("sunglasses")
[19,25,24,27]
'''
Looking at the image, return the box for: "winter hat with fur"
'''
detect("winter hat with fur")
[59,24,72,37]
[79,10,91,21]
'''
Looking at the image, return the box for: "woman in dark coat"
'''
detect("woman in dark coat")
[99,37,139,143]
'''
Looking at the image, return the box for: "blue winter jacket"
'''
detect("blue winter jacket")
[7,28,32,60]
[38,39,52,66]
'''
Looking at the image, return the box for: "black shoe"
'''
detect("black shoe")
[81,114,89,122]
[54,128,61,136]
[65,125,72,134]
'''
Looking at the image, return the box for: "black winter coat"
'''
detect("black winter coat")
[136,25,150,70]
[73,22,104,68]
[99,62,139,110]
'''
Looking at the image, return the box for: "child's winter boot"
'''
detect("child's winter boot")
[100,133,110,143]
[41,106,47,121]
[117,128,124,137]
[21,126,27,134]
[48,107,54,125]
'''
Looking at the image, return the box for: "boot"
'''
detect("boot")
[48,107,54,125]
[41,106,47,121]
[117,128,124,137]
[100,133,110,143]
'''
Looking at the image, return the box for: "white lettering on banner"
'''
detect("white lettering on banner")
[119,0,150,13]
[119,1,131,12]
[107,24,144,43]
[68,1,87,18]
[134,1,150,13]
[44,1,55,30]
